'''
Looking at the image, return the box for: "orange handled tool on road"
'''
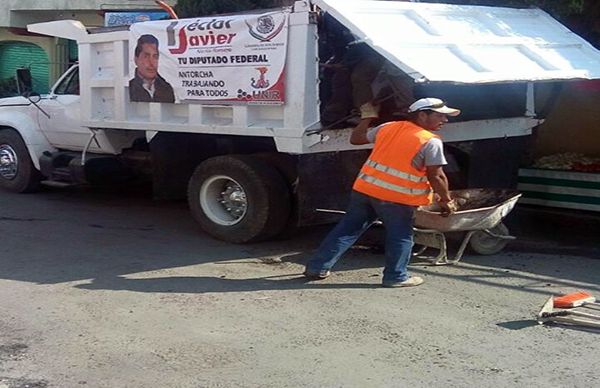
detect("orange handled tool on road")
[537,296,600,329]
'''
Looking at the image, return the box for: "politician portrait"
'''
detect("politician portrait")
[129,34,175,103]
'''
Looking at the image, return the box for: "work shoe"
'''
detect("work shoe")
[382,276,424,288]
[303,269,331,280]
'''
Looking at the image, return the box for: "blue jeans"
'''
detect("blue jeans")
[306,191,415,283]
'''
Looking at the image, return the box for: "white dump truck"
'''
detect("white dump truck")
[1,0,600,242]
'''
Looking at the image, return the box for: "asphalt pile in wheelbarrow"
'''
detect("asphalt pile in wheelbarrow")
[434,189,521,212]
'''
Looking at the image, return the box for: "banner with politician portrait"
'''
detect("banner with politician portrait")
[129,11,288,105]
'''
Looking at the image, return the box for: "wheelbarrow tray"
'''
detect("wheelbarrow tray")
[415,189,522,233]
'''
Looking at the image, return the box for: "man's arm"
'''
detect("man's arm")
[426,165,455,214]
[426,165,451,201]
[349,117,374,145]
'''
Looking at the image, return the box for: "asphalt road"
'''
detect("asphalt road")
[0,186,599,388]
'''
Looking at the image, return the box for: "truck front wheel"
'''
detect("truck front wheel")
[187,155,291,243]
[0,129,41,193]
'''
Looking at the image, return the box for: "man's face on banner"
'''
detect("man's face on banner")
[135,43,159,81]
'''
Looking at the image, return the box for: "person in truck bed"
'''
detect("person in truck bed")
[129,34,175,103]
[304,98,460,288]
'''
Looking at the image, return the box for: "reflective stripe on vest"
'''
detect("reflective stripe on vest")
[357,173,432,196]
[364,159,428,183]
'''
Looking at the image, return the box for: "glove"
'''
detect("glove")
[359,102,380,119]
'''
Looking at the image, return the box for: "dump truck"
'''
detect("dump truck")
[1,0,600,243]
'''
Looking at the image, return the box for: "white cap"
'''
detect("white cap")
[408,98,460,116]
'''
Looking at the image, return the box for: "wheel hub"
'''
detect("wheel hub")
[0,144,18,180]
[219,183,247,218]
[199,175,248,226]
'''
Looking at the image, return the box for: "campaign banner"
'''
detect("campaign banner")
[129,11,288,105]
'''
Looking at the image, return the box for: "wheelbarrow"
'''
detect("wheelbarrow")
[316,188,521,265]
[414,189,522,265]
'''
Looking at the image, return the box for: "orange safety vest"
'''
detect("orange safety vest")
[353,121,438,206]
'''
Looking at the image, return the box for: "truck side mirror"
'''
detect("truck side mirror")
[16,68,33,96]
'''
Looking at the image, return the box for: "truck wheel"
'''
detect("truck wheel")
[469,222,510,255]
[187,155,291,243]
[0,129,41,193]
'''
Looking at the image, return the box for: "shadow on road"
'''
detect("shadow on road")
[75,274,377,293]
[1,187,598,296]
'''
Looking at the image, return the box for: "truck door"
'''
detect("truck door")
[37,66,91,151]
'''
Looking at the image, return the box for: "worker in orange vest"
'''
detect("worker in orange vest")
[304,98,460,287]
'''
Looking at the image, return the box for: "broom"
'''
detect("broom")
[554,291,600,309]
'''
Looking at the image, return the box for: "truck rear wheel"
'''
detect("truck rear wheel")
[187,155,291,243]
[0,129,41,193]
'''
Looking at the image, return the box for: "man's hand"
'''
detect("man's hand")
[438,198,458,217]
[359,102,379,119]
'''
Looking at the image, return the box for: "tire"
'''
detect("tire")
[0,129,42,193]
[187,155,291,243]
[469,222,510,255]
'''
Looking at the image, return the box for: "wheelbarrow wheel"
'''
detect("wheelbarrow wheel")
[469,222,510,255]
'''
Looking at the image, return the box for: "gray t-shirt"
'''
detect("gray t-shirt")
[366,123,447,170]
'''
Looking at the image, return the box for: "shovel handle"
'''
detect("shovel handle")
[542,310,600,321]
[543,316,600,329]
